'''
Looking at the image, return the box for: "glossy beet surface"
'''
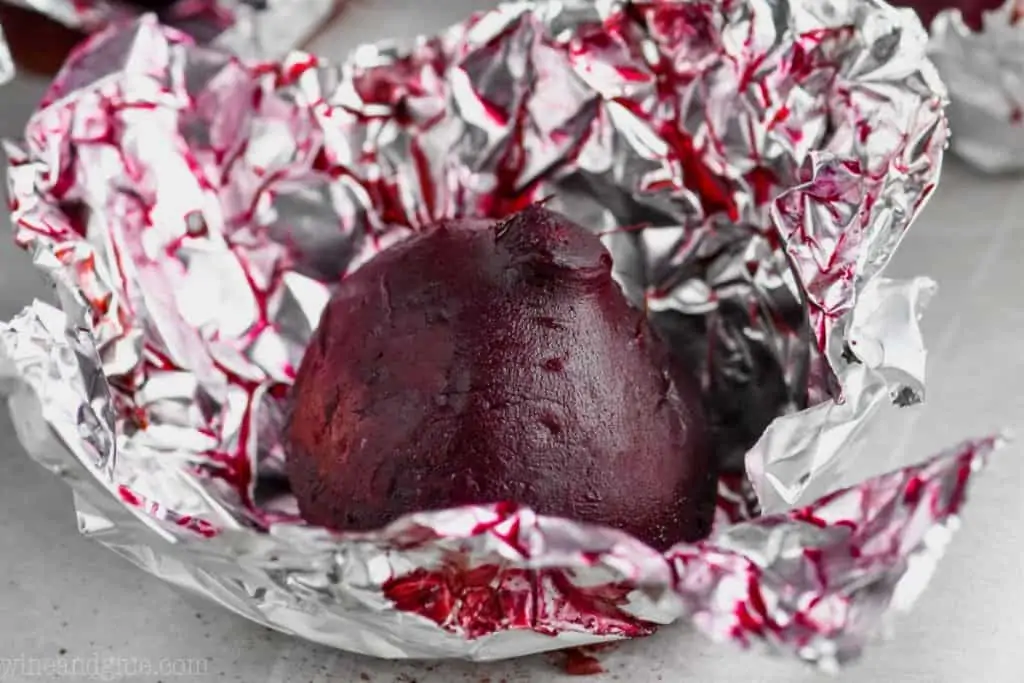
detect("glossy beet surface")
[286,206,717,550]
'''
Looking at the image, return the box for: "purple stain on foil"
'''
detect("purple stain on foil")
[0,1,999,669]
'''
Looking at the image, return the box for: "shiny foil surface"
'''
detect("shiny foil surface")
[0,0,1000,669]
[4,0,340,59]
[927,0,1024,171]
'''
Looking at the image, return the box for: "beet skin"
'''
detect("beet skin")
[285,206,716,550]
[893,0,1008,31]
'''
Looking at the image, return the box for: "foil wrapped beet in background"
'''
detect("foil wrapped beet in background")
[0,23,12,84]
[922,0,1024,171]
[1,0,341,59]
[0,0,1004,669]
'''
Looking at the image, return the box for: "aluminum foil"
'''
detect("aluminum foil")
[4,0,340,60]
[0,0,1001,669]
[926,0,1024,171]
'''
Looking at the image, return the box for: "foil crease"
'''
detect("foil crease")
[5,0,340,60]
[0,1,997,668]
[927,1,1024,171]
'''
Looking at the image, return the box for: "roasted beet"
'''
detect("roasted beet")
[893,0,1010,31]
[0,0,183,76]
[286,206,716,550]
[0,3,84,76]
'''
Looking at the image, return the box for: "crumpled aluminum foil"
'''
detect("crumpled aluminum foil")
[926,0,1024,171]
[0,0,1001,669]
[4,0,339,60]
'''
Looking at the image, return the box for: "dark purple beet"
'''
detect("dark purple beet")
[893,0,1010,31]
[127,0,179,8]
[285,206,716,550]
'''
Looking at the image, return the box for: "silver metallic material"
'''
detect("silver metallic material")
[0,1,1000,669]
[927,1,1024,172]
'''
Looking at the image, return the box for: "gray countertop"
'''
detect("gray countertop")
[0,1,1022,681]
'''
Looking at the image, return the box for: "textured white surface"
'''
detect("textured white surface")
[0,1,1022,681]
